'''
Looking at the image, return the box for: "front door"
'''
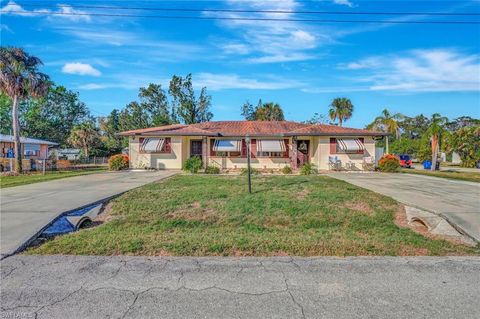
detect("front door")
[190,140,203,159]
[297,140,310,167]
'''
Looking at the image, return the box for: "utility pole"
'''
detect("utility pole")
[246,136,252,194]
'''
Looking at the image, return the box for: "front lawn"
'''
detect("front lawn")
[0,168,107,188]
[401,168,480,183]
[27,175,479,256]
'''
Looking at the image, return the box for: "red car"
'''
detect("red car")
[399,155,412,168]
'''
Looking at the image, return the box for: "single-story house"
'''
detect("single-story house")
[0,134,58,160]
[50,148,82,160]
[119,121,386,171]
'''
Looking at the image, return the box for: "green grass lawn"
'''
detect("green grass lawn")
[0,168,107,188]
[27,175,479,256]
[401,168,480,183]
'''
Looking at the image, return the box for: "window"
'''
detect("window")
[256,139,288,158]
[139,137,171,153]
[330,138,365,154]
[210,139,242,157]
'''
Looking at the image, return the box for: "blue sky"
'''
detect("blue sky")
[1,0,479,128]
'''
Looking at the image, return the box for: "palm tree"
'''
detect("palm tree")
[427,113,448,171]
[255,102,285,121]
[367,109,404,154]
[68,123,101,158]
[0,47,50,173]
[329,98,353,126]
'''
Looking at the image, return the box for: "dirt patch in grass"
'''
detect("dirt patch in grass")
[296,188,311,200]
[93,202,115,224]
[26,175,480,256]
[165,201,225,224]
[344,201,374,215]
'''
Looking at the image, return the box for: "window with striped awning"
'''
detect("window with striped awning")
[336,139,365,153]
[212,139,242,152]
[256,140,286,152]
[140,138,165,153]
[256,139,287,158]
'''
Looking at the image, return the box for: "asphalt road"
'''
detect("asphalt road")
[1,255,479,318]
[328,172,480,242]
[0,170,178,256]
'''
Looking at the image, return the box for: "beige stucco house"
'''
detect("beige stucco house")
[119,121,386,171]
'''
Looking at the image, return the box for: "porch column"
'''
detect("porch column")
[291,137,298,170]
[202,137,208,168]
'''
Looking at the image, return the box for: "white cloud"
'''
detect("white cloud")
[62,63,101,76]
[247,53,315,64]
[0,24,13,33]
[220,43,251,55]
[0,1,90,22]
[339,57,382,70]
[333,0,355,8]
[209,0,324,63]
[77,73,303,91]
[195,73,304,90]
[343,49,480,92]
[55,4,91,22]
[1,1,30,16]
[77,83,106,90]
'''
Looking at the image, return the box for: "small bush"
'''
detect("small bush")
[205,165,220,174]
[108,154,129,171]
[240,167,260,175]
[183,156,203,173]
[300,163,317,175]
[378,154,400,172]
[282,165,293,174]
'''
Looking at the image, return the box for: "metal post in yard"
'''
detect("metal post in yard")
[246,136,252,194]
[42,159,46,175]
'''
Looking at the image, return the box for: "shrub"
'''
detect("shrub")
[108,154,129,171]
[205,165,220,174]
[378,154,400,172]
[300,163,317,175]
[240,167,260,175]
[282,165,293,174]
[183,156,203,173]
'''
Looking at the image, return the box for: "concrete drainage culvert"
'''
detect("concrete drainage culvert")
[28,202,106,249]
[405,206,477,246]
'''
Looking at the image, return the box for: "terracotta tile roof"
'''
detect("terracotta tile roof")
[119,121,386,137]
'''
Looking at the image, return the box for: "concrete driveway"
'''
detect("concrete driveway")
[0,170,178,256]
[1,255,479,319]
[328,173,480,242]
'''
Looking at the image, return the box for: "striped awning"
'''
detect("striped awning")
[140,138,165,153]
[337,139,365,152]
[213,139,241,152]
[257,140,286,152]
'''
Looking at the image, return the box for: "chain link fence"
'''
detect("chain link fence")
[0,157,109,173]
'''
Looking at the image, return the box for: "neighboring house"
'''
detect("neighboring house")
[119,121,386,171]
[0,134,58,160]
[51,148,82,160]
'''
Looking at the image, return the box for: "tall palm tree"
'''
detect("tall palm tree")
[329,97,353,126]
[427,113,448,171]
[367,109,404,154]
[0,47,50,173]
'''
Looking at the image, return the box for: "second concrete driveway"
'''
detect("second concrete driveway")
[328,173,480,242]
[0,170,178,256]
